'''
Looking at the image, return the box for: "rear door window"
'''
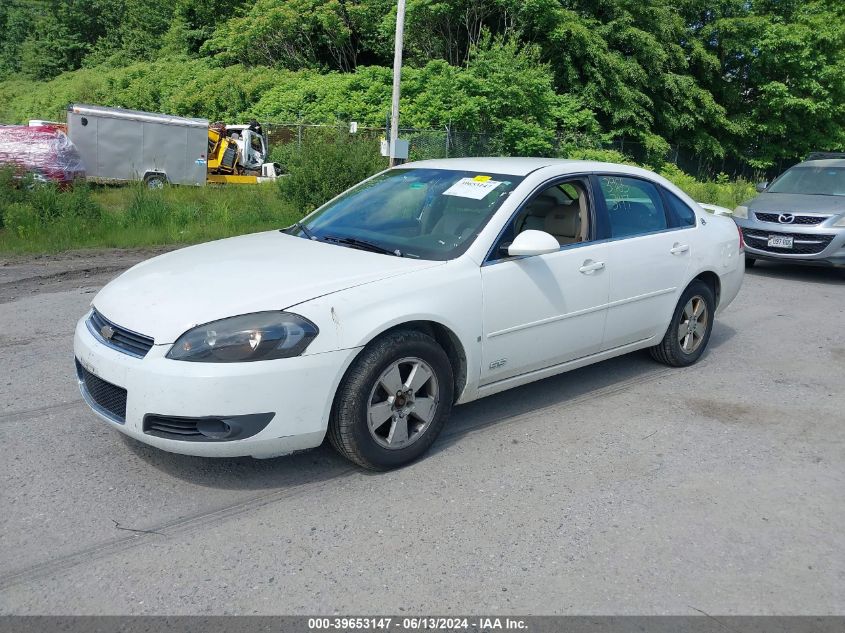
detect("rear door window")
[597,176,668,238]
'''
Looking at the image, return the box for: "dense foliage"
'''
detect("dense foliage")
[274,129,387,210]
[0,168,300,253]
[1,0,843,168]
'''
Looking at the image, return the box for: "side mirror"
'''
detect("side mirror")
[507,230,560,257]
[755,181,769,193]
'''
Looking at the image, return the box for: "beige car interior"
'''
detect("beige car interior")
[428,195,491,242]
[516,181,590,245]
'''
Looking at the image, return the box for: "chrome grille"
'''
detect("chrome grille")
[87,309,154,358]
[742,228,835,255]
[75,359,127,423]
[754,212,829,225]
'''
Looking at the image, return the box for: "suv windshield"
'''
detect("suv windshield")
[286,168,523,260]
[768,165,845,196]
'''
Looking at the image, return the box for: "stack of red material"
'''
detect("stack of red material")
[0,125,86,184]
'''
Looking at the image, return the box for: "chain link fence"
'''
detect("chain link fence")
[263,122,785,181]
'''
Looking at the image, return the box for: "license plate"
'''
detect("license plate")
[768,235,793,248]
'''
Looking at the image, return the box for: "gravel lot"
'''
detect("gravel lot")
[0,250,843,615]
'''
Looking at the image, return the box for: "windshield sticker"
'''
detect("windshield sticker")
[473,175,492,182]
[409,182,425,189]
[443,177,503,200]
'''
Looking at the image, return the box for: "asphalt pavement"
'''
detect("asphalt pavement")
[0,252,842,614]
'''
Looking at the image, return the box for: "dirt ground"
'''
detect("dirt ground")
[1,249,843,615]
[0,248,174,304]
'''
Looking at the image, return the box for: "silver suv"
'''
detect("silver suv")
[733,155,845,268]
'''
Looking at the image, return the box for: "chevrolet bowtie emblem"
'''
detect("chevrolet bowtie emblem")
[100,324,115,340]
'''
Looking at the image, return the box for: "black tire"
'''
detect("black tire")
[328,329,454,470]
[649,280,715,367]
[143,173,167,189]
[745,256,756,268]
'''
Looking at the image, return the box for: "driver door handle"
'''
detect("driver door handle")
[579,260,605,274]
[670,243,690,255]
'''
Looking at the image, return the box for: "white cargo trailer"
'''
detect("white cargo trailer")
[66,104,210,187]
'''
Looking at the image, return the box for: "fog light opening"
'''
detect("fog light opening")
[196,418,232,439]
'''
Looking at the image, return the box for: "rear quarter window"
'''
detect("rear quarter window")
[663,190,697,227]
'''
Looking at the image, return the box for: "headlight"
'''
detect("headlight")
[167,312,318,363]
[733,205,749,219]
[834,214,845,227]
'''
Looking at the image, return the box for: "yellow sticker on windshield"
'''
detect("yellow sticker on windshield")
[473,175,491,182]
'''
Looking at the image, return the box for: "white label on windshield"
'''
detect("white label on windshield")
[442,178,503,200]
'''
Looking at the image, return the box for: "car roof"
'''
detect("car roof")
[402,157,651,178]
[799,159,845,168]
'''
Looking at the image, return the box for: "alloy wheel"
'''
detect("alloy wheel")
[367,357,440,450]
[679,295,709,353]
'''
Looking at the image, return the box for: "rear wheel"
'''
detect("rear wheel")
[143,173,167,189]
[649,280,715,367]
[328,330,454,470]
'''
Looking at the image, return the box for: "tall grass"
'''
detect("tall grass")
[0,174,301,254]
[657,164,755,209]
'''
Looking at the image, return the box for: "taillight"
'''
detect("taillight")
[737,224,745,251]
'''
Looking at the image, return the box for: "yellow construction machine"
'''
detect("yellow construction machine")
[206,122,280,184]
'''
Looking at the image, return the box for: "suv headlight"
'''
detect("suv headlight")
[733,205,749,219]
[167,312,318,362]
[834,214,845,227]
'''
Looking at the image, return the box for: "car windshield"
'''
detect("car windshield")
[767,165,845,196]
[286,168,523,260]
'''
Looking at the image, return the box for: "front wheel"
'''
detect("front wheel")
[745,256,756,268]
[649,280,715,367]
[328,330,454,470]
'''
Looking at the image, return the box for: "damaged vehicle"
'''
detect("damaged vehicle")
[75,158,744,470]
[0,124,85,185]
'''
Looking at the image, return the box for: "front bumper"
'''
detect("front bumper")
[735,216,845,267]
[74,315,359,458]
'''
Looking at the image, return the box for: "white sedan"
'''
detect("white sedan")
[75,158,744,470]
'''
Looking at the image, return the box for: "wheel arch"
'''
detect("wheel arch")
[142,171,168,187]
[692,270,721,308]
[361,320,469,404]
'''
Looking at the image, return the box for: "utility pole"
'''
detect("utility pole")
[389,0,406,167]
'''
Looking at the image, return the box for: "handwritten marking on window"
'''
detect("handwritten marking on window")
[601,176,632,213]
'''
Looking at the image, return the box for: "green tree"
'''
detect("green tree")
[0,2,33,79]
[203,0,392,71]
[508,0,730,162]
[426,34,598,154]
[18,0,108,79]
[84,0,175,66]
[399,0,516,66]
[689,0,845,166]
[2,0,843,173]
[171,0,252,55]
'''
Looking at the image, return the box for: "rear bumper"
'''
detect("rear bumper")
[716,254,744,315]
[74,314,359,458]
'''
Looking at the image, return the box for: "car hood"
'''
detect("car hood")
[748,193,845,214]
[92,231,443,344]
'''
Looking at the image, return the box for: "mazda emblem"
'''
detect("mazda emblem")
[778,213,795,224]
[100,324,115,340]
